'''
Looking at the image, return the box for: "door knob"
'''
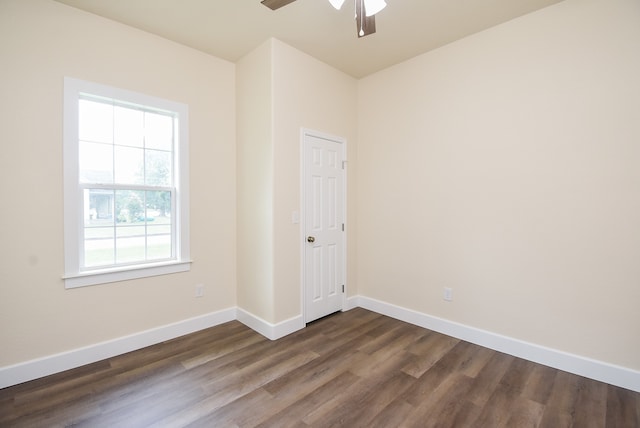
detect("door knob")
[307,236,315,243]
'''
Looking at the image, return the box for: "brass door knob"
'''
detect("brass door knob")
[307,236,315,243]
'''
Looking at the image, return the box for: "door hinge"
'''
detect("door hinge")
[342,223,345,232]
[342,160,347,170]
[342,284,345,293]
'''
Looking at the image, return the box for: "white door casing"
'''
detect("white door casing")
[302,129,346,323]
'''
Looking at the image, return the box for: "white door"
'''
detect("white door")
[303,131,345,323]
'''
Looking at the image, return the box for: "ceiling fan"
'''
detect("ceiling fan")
[261,0,387,38]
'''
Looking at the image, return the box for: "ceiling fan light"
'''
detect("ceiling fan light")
[363,0,386,16]
[328,0,346,10]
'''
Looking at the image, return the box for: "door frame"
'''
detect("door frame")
[300,128,348,323]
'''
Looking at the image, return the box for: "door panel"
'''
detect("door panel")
[304,132,345,323]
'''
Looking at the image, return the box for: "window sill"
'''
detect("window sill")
[64,260,192,289]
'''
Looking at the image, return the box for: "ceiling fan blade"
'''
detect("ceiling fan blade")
[261,0,297,10]
[356,0,376,37]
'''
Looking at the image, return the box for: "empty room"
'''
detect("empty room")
[1,0,639,426]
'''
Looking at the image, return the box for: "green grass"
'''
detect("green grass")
[83,219,172,266]
[85,217,171,239]
[85,243,172,267]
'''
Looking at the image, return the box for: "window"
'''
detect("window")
[64,78,190,288]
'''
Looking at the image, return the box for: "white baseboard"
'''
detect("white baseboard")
[345,295,360,311]
[354,295,640,393]
[0,308,236,389]
[3,299,638,393]
[236,308,305,341]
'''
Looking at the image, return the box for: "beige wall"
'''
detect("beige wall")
[271,40,358,322]
[237,39,357,324]
[0,0,236,366]
[3,0,637,379]
[357,0,640,370]
[236,40,275,322]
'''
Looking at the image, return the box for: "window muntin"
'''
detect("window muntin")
[82,189,173,268]
[78,97,175,270]
[64,78,190,288]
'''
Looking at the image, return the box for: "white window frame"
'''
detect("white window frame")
[63,77,190,288]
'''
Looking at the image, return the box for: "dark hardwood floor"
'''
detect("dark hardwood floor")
[1,308,638,427]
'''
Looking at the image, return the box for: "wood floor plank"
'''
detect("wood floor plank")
[255,371,361,428]
[500,397,545,428]
[309,312,391,355]
[185,386,274,427]
[308,371,416,428]
[242,350,370,426]
[416,374,475,428]
[320,308,381,340]
[1,309,638,428]
[262,347,367,399]
[78,386,205,428]
[369,398,415,428]
[440,400,484,428]
[539,407,574,428]
[401,373,473,427]
[9,359,113,408]
[401,332,460,378]
[400,358,462,408]
[532,369,579,428]
[472,383,519,427]
[0,358,112,400]
[606,384,640,428]
[521,363,558,405]
[351,324,427,378]
[301,349,414,426]
[499,357,538,394]
[401,339,485,411]
[464,351,515,408]
[2,393,104,428]
[210,349,319,399]
[457,344,495,379]
[180,324,267,370]
[573,377,608,428]
[545,369,582,414]
[158,350,319,427]
[434,341,489,379]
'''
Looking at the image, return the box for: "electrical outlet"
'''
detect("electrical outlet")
[195,284,204,298]
[443,287,453,302]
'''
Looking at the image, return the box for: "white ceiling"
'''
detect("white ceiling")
[54,0,564,78]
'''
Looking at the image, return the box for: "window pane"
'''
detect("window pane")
[145,149,172,186]
[146,190,171,220]
[84,237,115,267]
[116,234,146,264]
[65,78,188,285]
[114,146,144,185]
[145,112,173,151]
[115,223,144,238]
[114,106,144,148]
[83,189,115,268]
[79,99,113,144]
[148,230,171,260]
[147,191,172,260]
[115,190,144,223]
[80,142,113,184]
[115,190,145,263]
[84,189,115,226]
